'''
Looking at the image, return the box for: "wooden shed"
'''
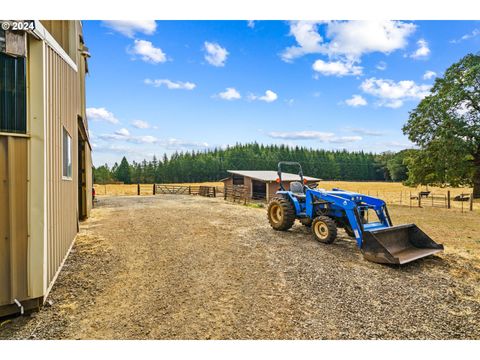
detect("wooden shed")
[221,170,321,201]
[0,21,92,316]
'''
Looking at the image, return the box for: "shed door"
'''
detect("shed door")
[0,136,28,306]
[251,180,266,200]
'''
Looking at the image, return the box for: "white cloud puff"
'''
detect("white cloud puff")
[312,59,362,77]
[131,40,167,64]
[144,78,196,90]
[216,87,241,100]
[102,20,157,38]
[423,70,437,80]
[281,20,416,62]
[249,90,278,103]
[131,120,150,129]
[345,95,367,107]
[410,39,430,59]
[86,107,119,124]
[360,77,431,108]
[204,41,229,67]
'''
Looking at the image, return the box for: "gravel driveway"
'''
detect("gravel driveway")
[1,195,479,339]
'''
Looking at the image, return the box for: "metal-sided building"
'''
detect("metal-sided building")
[221,170,321,201]
[0,20,92,316]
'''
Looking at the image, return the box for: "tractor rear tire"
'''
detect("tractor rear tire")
[267,196,296,231]
[312,216,337,244]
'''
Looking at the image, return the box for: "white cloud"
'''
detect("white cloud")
[216,87,241,100]
[267,131,362,143]
[450,29,480,43]
[161,138,210,149]
[247,20,255,28]
[132,135,158,144]
[204,41,228,67]
[115,128,130,137]
[312,59,362,77]
[344,127,386,136]
[281,20,416,62]
[131,120,150,129]
[249,90,278,103]
[376,61,387,71]
[86,107,119,124]
[144,78,196,90]
[99,131,158,144]
[324,21,416,59]
[423,70,437,80]
[345,95,367,107]
[329,136,362,143]
[281,21,324,62]
[131,40,167,64]
[102,20,157,38]
[410,39,430,59]
[360,77,431,108]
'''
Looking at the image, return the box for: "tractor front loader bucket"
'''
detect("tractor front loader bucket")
[361,224,443,265]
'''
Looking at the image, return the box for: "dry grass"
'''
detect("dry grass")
[94,181,477,210]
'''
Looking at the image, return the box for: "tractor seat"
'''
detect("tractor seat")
[290,181,306,200]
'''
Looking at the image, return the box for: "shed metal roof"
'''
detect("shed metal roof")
[225,170,321,182]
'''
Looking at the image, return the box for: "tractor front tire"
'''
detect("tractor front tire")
[312,216,337,244]
[267,196,296,231]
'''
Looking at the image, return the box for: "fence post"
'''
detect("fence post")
[189,186,191,195]
[470,193,474,211]
[447,191,451,209]
[153,184,156,195]
[137,183,140,195]
[224,185,227,200]
[213,187,216,198]
[418,193,421,207]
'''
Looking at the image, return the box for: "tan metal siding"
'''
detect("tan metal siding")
[44,44,79,287]
[0,136,29,306]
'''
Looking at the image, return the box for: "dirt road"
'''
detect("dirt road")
[1,195,479,339]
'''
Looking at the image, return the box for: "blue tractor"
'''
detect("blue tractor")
[267,162,443,264]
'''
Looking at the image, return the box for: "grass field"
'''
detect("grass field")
[94,181,477,210]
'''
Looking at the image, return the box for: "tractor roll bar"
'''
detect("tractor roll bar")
[277,161,304,191]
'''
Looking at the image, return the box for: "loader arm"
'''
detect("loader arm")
[305,189,389,247]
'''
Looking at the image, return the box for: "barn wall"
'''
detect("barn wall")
[0,136,29,306]
[44,42,80,290]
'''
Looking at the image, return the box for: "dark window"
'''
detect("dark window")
[232,174,244,185]
[0,52,27,133]
[63,128,72,179]
[0,29,5,52]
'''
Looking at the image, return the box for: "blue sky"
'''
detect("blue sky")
[83,20,480,166]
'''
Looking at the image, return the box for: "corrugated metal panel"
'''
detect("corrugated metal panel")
[44,44,79,287]
[226,170,321,182]
[0,136,28,306]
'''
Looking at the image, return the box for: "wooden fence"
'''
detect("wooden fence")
[154,184,220,197]
[224,185,249,204]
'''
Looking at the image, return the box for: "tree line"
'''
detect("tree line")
[93,144,410,185]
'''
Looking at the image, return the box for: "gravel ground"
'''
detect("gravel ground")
[1,195,479,339]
